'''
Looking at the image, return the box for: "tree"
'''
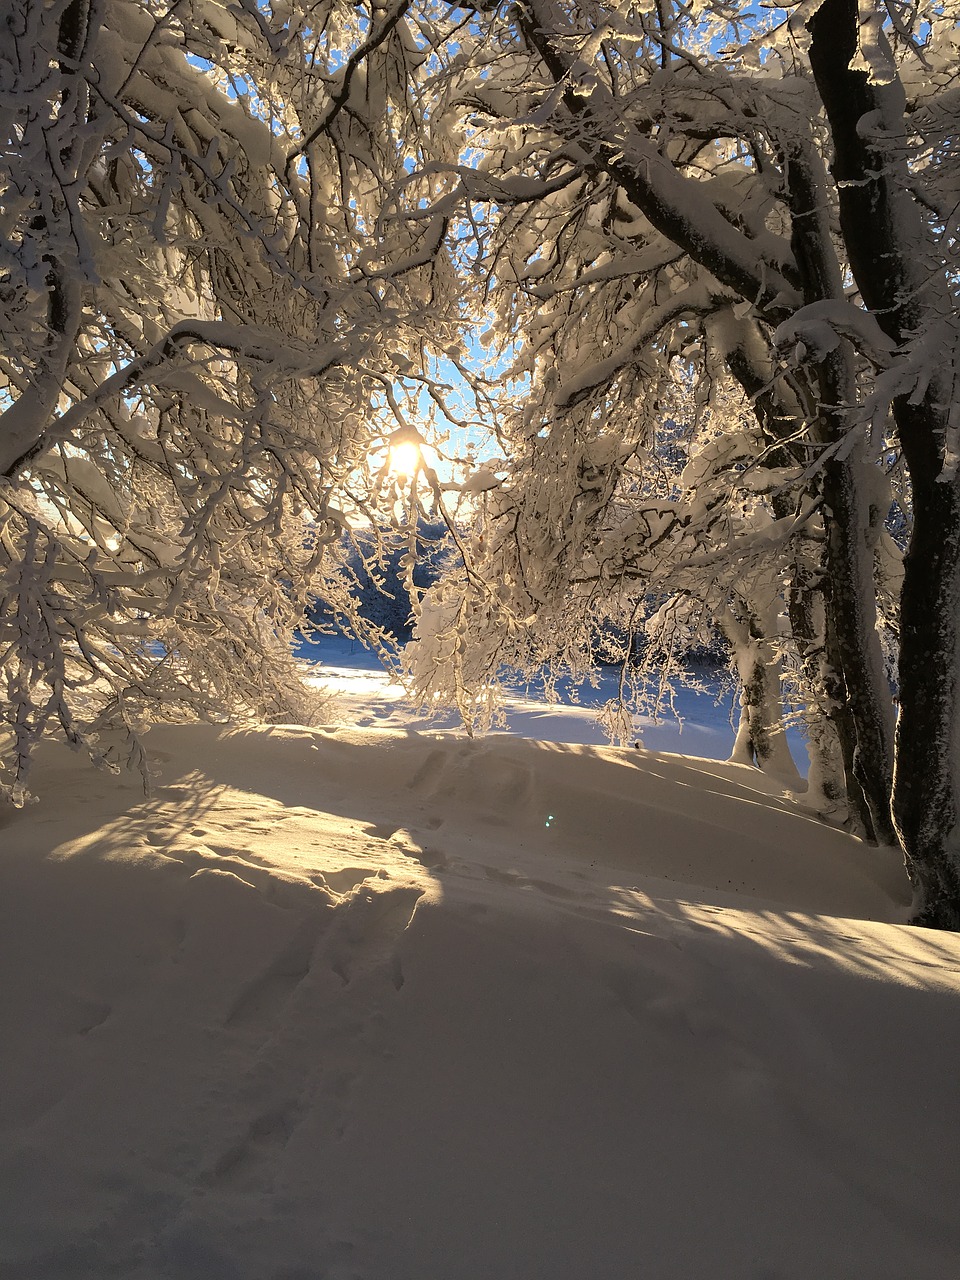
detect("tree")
[807,0,960,924]
[0,0,460,801]
[404,0,960,923]
[308,520,451,642]
[8,0,960,928]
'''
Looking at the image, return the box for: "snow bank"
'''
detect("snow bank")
[2,724,958,1279]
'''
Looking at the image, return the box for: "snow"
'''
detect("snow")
[2,656,959,1279]
[300,635,749,757]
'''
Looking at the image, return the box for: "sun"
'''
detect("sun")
[389,440,420,477]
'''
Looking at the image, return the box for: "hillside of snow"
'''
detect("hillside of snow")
[2,713,960,1279]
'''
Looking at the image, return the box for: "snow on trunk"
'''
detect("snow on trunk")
[722,602,802,787]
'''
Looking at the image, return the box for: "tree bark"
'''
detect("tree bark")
[809,0,960,925]
[717,316,886,834]
[780,127,897,845]
[813,380,897,846]
[722,599,802,785]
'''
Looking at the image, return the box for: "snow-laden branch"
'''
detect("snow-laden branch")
[516,0,803,321]
[0,0,467,801]
[2,321,346,480]
[556,282,737,409]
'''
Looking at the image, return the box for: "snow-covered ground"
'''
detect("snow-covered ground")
[299,635,759,758]
[3,651,960,1279]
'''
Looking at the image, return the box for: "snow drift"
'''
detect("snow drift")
[2,723,959,1279]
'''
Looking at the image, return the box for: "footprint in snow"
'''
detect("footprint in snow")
[224,920,323,1030]
[204,1103,299,1190]
[322,883,425,991]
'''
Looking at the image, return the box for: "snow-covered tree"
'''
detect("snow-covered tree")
[8,0,960,928]
[0,0,465,800]
[405,0,960,924]
[309,519,451,642]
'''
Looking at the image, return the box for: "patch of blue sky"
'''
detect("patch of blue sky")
[367,355,495,473]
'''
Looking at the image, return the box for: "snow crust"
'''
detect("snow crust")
[2,709,958,1278]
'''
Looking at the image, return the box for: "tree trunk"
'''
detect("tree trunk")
[780,127,898,845]
[809,0,960,925]
[895,476,960,926]
[717,315,886,833]
[788,570,853,824]
[813,406,897,846]
[722,600,803,786]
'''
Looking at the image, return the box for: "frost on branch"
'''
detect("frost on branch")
[0,0,461,800]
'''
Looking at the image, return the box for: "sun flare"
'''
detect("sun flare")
[389,440,420,476]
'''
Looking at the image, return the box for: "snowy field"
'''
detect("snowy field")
[2,650,960,1278]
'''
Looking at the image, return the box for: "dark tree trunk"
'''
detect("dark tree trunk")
[895,475,960,926]
[813,385,896,847]
[809,0,960,926]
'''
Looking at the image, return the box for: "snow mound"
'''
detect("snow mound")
[2,724,958,1279]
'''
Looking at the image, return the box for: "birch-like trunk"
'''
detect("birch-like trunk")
[722,600,802,787]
